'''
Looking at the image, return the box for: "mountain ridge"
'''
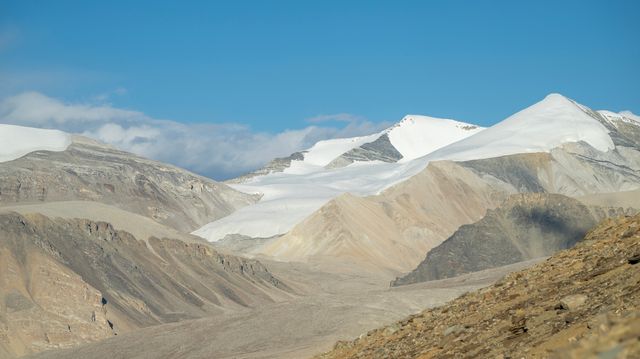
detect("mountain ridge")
[195,93,637,243]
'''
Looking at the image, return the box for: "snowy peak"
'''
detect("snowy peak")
[427,94,616,162]
[232,114,483,180]
[389,114,480,132]
[598,110,640,127]
[386,115,483,162]
[0,124,72,163]
[325,115,484,169]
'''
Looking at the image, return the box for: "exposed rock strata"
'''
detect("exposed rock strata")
[0,212,290,358]
[392,193,635,285]
[0,136,258,232]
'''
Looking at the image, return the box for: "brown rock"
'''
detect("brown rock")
[560,294,588,311]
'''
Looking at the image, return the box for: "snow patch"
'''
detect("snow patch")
[598,110,640,127]
[0,124,72,163]
[387,115,483,161]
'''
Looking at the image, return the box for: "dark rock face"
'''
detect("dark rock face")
[228,151,306,183]
[0,137,258,232]
[392,193,632,286]
[0,212,290,357]
[327,134,403,168]
[582,108,640,150]
[460,154,551,193]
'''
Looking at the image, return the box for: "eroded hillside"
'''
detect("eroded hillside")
[0,212,291,358]
[0,136,258,232]
[392,193,635,285]
[319,214,640,358]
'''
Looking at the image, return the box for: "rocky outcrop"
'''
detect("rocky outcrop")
[392,193,635,285]
[326,134,403,169]
[319,214,640,359]
[0,212,290,358]
[226,151,306,184]
[0,136,258,232]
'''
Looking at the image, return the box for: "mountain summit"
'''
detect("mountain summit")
[426,93,614,162]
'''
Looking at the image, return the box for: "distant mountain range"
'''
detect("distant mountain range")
[191,94,640,276]
[1,93,639,358]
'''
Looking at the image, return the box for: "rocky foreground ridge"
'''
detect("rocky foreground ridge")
[319,214,640,358]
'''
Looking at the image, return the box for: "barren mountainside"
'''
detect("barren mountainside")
[0,136,258,232]
[0,212,291,358]
[392,193,635,285]
[319,214,640,359]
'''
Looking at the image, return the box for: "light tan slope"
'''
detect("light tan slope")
[0,201,195,244]
[576,189,640,209]
[262,193,418,275]
[260,160,514,273]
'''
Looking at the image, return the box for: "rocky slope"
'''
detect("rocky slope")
[21,257,542,359]
[226,151,306,184]
[0,212,291,358]
[392,193,634,285]
[326,134,404,168]
[0,135,258,232]
[318,214,640,359]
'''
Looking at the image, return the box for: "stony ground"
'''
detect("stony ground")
[318,214,640,359]
[23,259,542,359]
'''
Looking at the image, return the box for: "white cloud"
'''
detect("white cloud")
[91,87,129,103]
[0,92,390,179]
[0,91,144,125]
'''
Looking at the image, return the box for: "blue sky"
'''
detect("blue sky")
[0,0,639,178]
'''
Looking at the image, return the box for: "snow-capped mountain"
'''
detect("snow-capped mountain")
[233,115,482,180]
[192,115,483,241]
[255,95,640,273]
[194,94,640,243]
